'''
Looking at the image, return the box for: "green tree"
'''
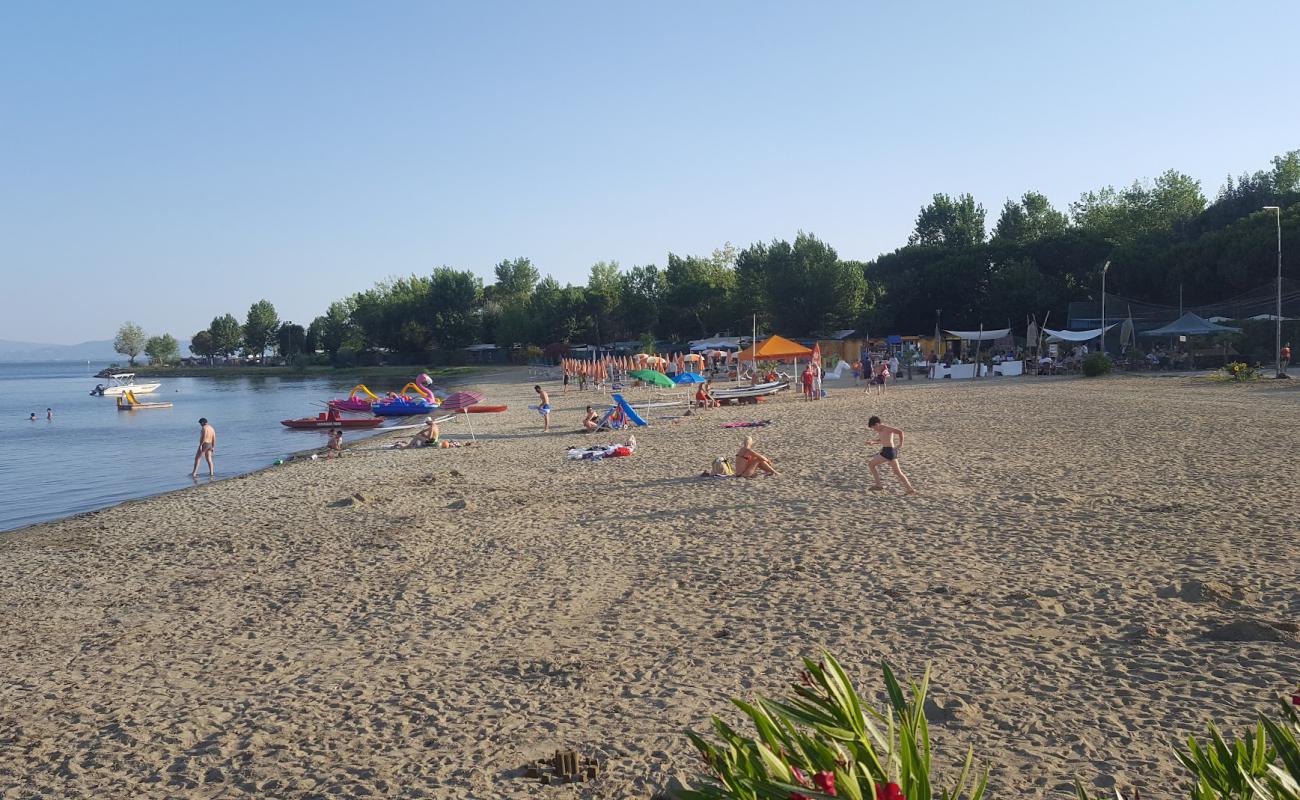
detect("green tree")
[113,321,146,366]
[144,334,179,365]
[189,330,215,362]
[529,276,590,345]
[739,233,865,336]
[428,267,483,349]
[620,265,662,342]
[661,251,736,339]
[1071,169,1205,244]
[909,193,987,247]
[208,314,244,359]
[493,257,540,299]
[1271,150,1300,194]
[242,300,280,360]
[586,261,623,343]
[992,191,1069,245]
[276,323,306,357]
[306,300,361,357]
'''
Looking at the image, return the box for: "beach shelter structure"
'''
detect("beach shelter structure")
[1041,324,1116,342]
[735,334,814,361]
[735,334,814,383]
[1139,313,1242,337]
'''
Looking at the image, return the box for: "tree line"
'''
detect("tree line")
[118,151,1298,366]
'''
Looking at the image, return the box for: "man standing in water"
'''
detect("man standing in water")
[534,385,551,432]
[865,415,916,495]
[191,417,216,477]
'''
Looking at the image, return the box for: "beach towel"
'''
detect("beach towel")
[720,420,771,428]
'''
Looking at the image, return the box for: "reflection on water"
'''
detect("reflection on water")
[0,363,423,533]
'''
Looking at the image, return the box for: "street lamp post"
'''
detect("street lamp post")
[1263,206,1283,378]
[1100,261,1110,356]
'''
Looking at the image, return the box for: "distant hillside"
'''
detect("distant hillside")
[0,338,190,362]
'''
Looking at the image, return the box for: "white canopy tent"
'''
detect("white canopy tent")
[1041,324,1117,343]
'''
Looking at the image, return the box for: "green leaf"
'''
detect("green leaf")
[756,742,791,784]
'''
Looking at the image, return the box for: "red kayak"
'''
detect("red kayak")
[466,404,508,413]
[281,412,385,430]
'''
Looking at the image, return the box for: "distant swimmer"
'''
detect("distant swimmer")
[534,385,551,432]
[191,417,216,477]
[865,415,916,495]
[46,408,53,421]
[29,412,37,422]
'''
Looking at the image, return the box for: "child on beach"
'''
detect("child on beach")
[865,415,916,495]
[534,385,552,432]
[327,429,343,458]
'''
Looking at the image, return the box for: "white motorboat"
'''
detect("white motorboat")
[91,373,162,396]
[710,380,790,401]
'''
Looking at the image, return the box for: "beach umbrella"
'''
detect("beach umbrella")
[673,372,707,384]
[629,369,674,388]
[440,390,486,441]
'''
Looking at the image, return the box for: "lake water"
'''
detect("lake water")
[0,363,425,533]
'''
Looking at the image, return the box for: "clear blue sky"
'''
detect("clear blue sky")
[3,0,1296,344]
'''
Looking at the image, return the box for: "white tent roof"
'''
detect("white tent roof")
[1042,324,1116,343]
[944,327,1011,341]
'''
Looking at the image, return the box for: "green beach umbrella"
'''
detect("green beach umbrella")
[628,369,674,388]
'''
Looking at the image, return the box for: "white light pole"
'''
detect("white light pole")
[1100,260,1110,355]
[1263,206,1283,378]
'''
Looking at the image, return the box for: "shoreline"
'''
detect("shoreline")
[4,373,1299,797]
[0,367,519,535]
[96,364,489,380]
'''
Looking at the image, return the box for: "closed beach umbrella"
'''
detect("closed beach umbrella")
[440,390,486,441]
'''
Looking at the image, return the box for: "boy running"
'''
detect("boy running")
[865,415,916,494]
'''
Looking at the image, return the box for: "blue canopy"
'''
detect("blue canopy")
[1140,312,1241,336]
[672,372,707,384]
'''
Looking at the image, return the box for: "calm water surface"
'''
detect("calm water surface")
[0,363,423,532]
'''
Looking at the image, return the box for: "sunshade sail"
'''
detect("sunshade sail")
[1041,324,1116,343]
[944,328,1012,341]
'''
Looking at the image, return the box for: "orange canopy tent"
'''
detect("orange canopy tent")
[735,335,814,361]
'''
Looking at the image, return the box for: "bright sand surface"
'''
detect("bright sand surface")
[2,370,1298,799]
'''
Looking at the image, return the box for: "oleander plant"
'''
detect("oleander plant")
[679,654,987,800]
[1074,692,1300,800]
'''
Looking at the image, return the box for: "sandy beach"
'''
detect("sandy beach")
[2,370,1298,799]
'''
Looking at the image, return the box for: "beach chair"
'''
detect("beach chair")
[593,407,618,432]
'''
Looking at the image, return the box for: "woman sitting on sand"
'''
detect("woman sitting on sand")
[734,435,779,478]
[582,405,599,432]
[396,417,439,448]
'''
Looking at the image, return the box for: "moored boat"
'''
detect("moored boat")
[281,411,386,430]
[92,373,162,396]
[327,384,380,413]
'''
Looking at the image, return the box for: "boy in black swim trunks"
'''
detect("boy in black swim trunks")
[866,415,916,495]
